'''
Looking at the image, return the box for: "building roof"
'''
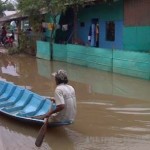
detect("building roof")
[3,11,17,16]
[0,12,27,23]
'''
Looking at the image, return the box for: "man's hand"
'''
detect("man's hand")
[44,96,55,103]
[50,97,55,103]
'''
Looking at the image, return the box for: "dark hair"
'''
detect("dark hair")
[54,70,68,85]
[55,74,68,85]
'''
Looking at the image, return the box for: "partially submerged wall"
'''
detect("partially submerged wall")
[36,41,150,80]
[113,50,150,80]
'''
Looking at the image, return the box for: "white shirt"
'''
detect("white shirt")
[54,84,76,122]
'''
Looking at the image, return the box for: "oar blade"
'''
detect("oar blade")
[35,119,48,147]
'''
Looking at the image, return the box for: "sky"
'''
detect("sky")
[2,0,17,3]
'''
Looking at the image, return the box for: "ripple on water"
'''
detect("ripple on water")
[79,101,113,106]
[107,107,150,115]
[107,108,150,111]
[116,111,150,115]
[122,127,150,132]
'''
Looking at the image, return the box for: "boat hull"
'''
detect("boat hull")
[0,80,72,127]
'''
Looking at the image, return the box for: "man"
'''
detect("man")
[44,69,76,123]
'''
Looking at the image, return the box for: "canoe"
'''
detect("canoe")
[0,80,72,127]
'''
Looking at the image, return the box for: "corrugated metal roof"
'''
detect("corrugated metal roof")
[3,11,17,16]
[0,12,27,23]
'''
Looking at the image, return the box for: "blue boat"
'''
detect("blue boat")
[0,80,72,127]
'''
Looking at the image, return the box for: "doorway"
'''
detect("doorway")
[88,18,99,47]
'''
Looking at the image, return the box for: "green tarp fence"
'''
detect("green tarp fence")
[36,41,150,80]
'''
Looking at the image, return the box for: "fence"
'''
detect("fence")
[36,41,150,80]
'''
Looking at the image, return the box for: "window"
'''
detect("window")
[106,21,115,41]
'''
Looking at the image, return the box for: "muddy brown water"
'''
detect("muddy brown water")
[0,53,150,150]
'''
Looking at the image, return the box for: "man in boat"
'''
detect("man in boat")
[39,69,76,123]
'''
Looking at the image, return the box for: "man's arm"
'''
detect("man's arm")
[31,104,64,119]
[45,104,65,118]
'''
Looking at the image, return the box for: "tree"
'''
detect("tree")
[4,2,15,11]
[17,0,86,60]
[0,0,10,16]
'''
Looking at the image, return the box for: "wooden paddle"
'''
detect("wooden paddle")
[35,117,49,147]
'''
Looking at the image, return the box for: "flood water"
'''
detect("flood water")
[0,52,150,150]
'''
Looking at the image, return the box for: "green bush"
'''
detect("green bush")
[7,47,20,55]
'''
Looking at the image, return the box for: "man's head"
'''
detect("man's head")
[53,69,68,85]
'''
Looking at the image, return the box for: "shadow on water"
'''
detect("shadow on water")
[0,53,150,150]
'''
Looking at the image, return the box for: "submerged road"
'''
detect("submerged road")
[0,51,150,150]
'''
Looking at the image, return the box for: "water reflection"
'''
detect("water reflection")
[1,60,19,77]
[36,58,150,101]
[0,55,19,76]
[0,53,150,101]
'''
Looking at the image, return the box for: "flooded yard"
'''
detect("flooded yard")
[0,52,150,150]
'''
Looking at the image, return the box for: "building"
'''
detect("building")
[1,1,149,80]
[76,0,150,52]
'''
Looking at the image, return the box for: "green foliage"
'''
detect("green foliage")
[17,0,42,15]
[17,0,85,21]
[17,0,85,59]
[0,0,12,16]
[18,32,28,52]
[17,31,42,55]
[4,2,15,11]
[16,0,88,36]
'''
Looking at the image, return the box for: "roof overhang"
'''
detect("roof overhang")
[0,12,28,23]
